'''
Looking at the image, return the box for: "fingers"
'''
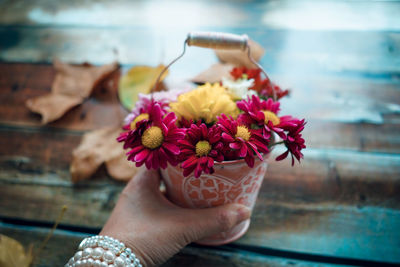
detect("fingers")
[179,203,251,243]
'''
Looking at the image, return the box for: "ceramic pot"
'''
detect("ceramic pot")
[160,156,269,245]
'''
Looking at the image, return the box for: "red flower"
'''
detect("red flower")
[217,114,269,168]
[178,123,224,178]
[230,67,289,100]
[237,95,298,139]
[276,119,306,165]
[118,102,185,169]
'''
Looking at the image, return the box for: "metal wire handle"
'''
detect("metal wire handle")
[152,32,276,100]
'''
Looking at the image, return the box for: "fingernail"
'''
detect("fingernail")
[235,206,251,222]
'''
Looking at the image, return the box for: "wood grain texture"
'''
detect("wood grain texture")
[0,27,399,77]
[0,223,342,267]
[0,63,126,131]
[1,125,399,262]
[1,63,399,152]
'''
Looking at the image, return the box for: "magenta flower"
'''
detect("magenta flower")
[276,119,306,165]
[237,95,299,139]
[178,123,224,178]
[217,114,269,168]
[118,102,185,169]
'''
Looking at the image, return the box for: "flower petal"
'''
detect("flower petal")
[163,142,180,155]
[134,149,150,162]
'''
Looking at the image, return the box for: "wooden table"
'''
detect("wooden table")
[1,1,400,266]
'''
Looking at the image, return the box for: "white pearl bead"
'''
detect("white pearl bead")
[87,258,94,266]
[93,259,102,267]
[104,250,115,263]
[114,256,126,267]
[100,261,108,267]
[75,260,82,267]
[82,248,93,258]
[109,265,115,267]
[92,247,104,259]
[74,251,83,261]
[81,259,88,267]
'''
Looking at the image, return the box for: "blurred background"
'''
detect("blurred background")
[1,0,400,266]
[1,0,399,123]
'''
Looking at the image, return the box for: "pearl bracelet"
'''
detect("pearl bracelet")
[65,235,142,267]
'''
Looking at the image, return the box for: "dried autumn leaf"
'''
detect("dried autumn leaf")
[191,63,235,84]
[215,39,264,68]
[118,65,168,110]
[0,235,33,267]
[26,60,118,124]
[70,127,137,182]
[26,94,82,125]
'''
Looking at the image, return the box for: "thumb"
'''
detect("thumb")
[180,203,251,243]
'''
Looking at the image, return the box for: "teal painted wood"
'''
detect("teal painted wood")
[1,0,399,76]
[1,0,400,31]
[1,27,399,78]
[1,222,347,267]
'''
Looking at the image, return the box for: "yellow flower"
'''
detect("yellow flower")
[170,83,238,124]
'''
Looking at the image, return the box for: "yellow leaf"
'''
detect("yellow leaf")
[118,65,168,110]
[0,235,33,267]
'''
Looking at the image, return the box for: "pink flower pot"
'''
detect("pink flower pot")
[160,156,269,245]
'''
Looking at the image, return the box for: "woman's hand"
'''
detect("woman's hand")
[100,169,251,266]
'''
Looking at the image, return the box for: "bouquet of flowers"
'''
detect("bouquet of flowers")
[118,66,306,178]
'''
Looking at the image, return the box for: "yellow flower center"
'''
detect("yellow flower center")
[263,110,280,126]
[130,113,149,130]
[195,140,211,157]
[141,126,164,149]
[235,125,251,141]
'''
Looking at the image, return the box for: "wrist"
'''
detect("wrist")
[99,230,149,267]
[66,235,143,267]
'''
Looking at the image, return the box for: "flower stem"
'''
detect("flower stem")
[269,141,285,147]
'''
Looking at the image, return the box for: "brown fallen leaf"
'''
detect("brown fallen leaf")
[215,39,264,69]
[191,63,235,84]
[0,235,33,267]
[26,94,82,125]
[26,60,119,124]
[70,127,138,182]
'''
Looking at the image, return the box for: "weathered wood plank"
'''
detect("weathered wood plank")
[1,126,399,208]
[1,133,400,263]
[0,223,341,267]
[0,26,399,76]
[1,0,400,32]
[0,63,126,131]
[1,63,399,152]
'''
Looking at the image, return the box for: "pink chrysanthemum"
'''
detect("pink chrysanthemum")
[237,95,298,139]
[276,119,306,165]
[121,99,165,132]
[178,123,224,178]
[217,114,269,168]
[118,102,185,169]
